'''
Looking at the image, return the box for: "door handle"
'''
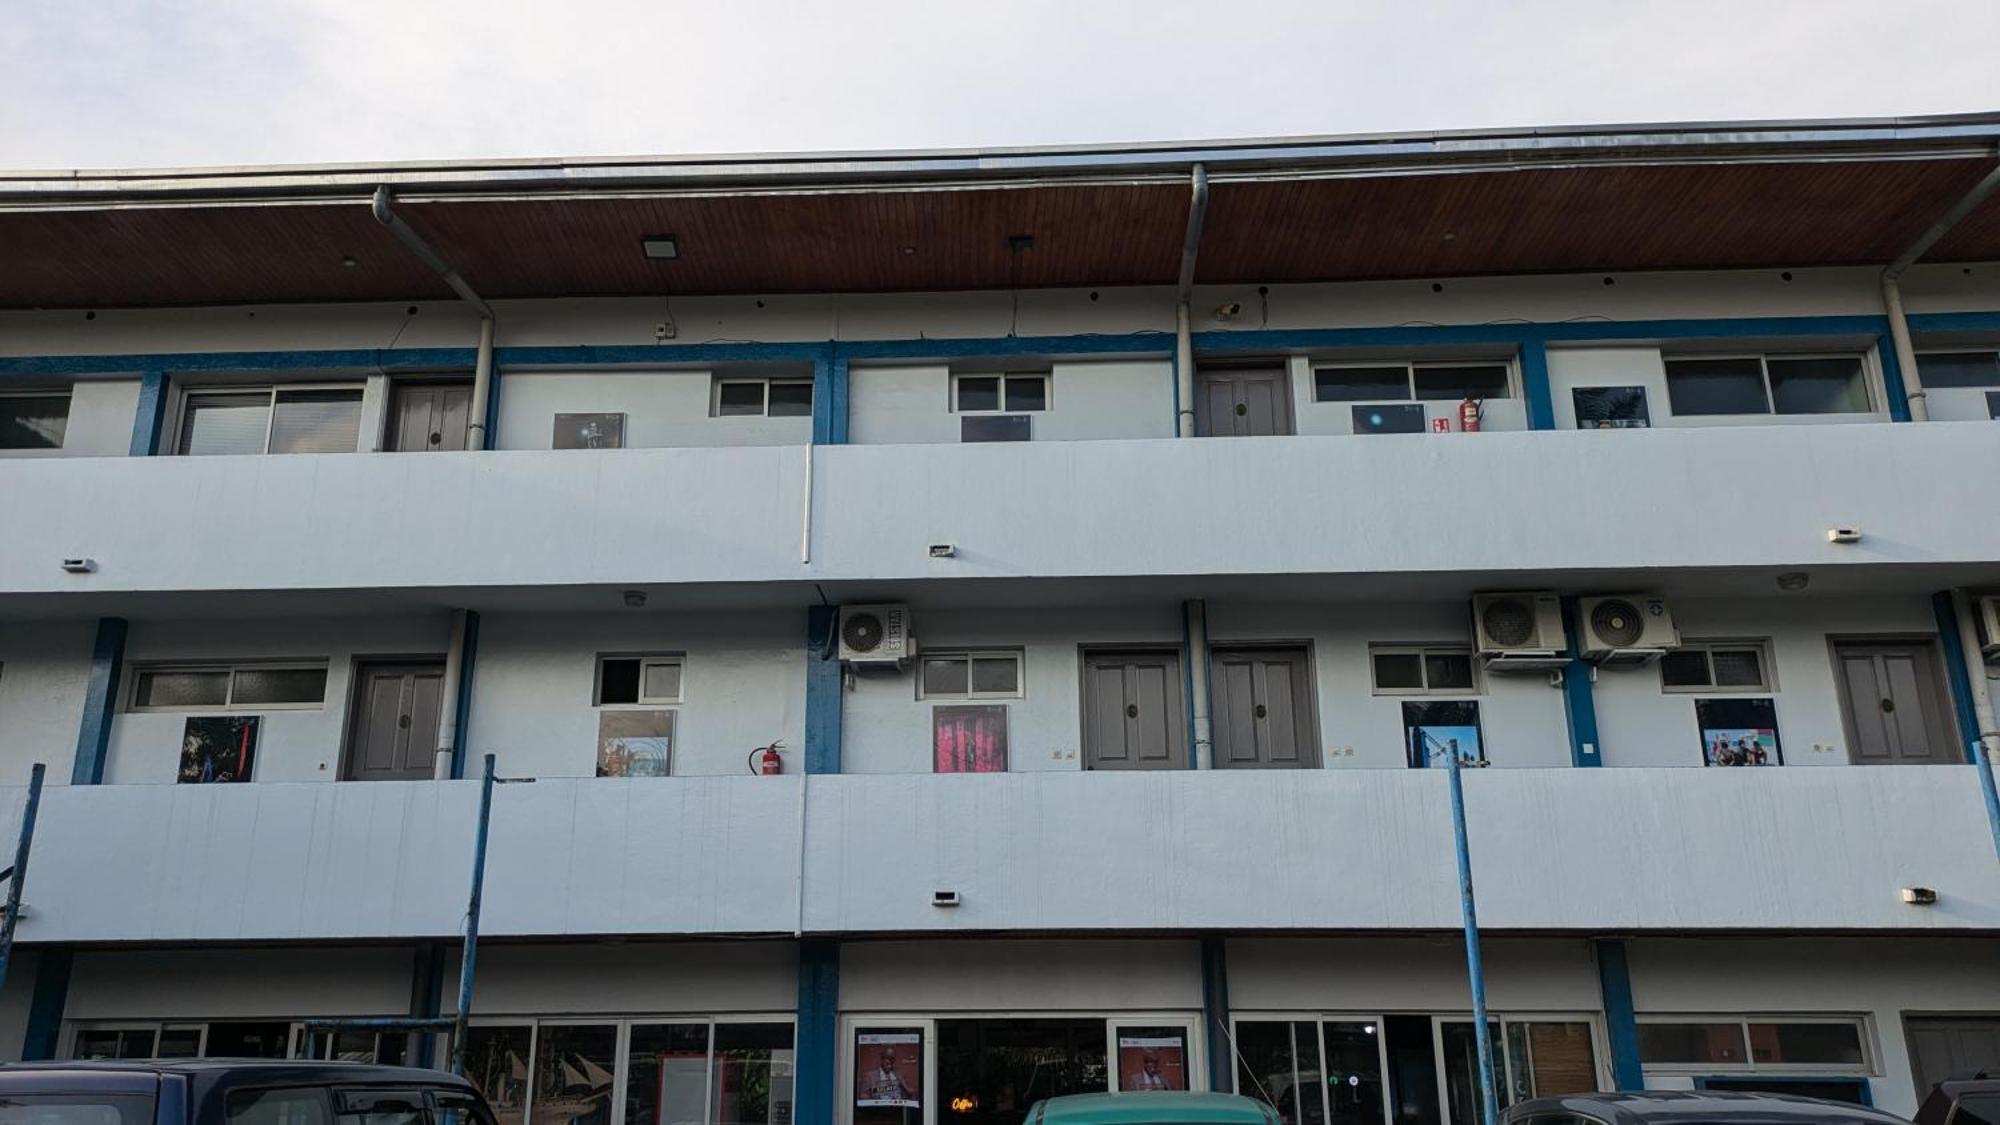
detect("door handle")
[429,431,443,445]
[1234,402,1248,416]
[1879,698,1895,713]
[1125,704,1139,719]
[398,714,412,728]
[1255,704,1268,719]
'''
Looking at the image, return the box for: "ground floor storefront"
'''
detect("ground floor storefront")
[5,935,1994,1124]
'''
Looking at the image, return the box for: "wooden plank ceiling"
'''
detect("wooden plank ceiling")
[3,159,1998,308]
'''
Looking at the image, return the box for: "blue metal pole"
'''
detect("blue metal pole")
[0,764,47,994]
[1975,739,2000,864]
[1445,748,1499,1125]
[449,754,498,1077]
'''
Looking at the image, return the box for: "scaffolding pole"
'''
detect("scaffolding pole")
[1427,735,1498,1125]
[0,763,47,995]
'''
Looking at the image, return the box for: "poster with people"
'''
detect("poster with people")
[1695,697,1783,766]
[854,1030,922,1111]
[1117,1035,1187,1092]
[177,715,259,783]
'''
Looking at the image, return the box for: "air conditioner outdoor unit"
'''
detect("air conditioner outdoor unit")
[1979,595,2000,658]
[1471,592,1567,672]
[1578,595,1680,666]
[838,603,915,665]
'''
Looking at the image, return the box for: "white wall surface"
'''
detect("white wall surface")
[1226,936,1602,1012]
[65,945,415,1018]
[472,610,804,778]
[0,379,139,459]
[496,369,811,450]
[444,941,799,1016]
[1592,596,1944,768]
[1548,346,1890,429]
[846,361,1174,445]
[7,423,2000,596]
[0,621,93,781]
[102,614,451,784]
[840,939,1201,1012]
[842,605,1175,774]
[1628,936,2000,1115]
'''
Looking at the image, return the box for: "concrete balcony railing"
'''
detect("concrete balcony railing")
[2,422,1999,597]
[0,766,1992,946]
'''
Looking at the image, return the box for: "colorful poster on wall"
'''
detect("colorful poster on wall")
[1403,700,1485,768]
[933,705,1008,773]
[1696,697,1783,766]
[1117,1033,1188,1092]
[854,1030,922,1111]
[596,710,673,777]
[177,716,258,783]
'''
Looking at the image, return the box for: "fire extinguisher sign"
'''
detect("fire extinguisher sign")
[1432,417,1452,433]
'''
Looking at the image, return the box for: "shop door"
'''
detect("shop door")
[1197,366,1293,436]
[1082,649,1189,770]
[1833,641,1956,764]
[1210,646,1319,768]
[343,661,446,780]
[1906,1016,2000,1104]
[388,380,473,452]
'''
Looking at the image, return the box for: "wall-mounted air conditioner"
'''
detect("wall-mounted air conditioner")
[838,604,915,665]
[1979,595,2000,658]
[1578,595,1680,666]
[1471,592,1566,672]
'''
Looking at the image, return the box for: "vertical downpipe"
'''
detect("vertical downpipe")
[435,610,469,779]
[1950,589,2000,859]
[1880,278,1929,422]
[1176,165,1209,439]
[468,316,496,450]
[1185,600,1213,769]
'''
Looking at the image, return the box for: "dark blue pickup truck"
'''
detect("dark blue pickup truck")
[0,1060,496,1125]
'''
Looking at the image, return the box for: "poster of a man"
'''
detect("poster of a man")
[854,1032,921,1110]
[1117,1036,1187,1092]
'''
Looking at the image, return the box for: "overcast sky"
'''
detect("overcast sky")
[4,0,1997,170]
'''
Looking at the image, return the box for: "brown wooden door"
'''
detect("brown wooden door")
[1833,641,1956,765]
[344,661,446,780]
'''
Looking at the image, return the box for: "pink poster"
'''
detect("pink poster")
[933,706,1008,773]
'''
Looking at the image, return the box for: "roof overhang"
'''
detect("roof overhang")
[4,112,2000,309]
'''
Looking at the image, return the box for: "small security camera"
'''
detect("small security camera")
[929,544,956,559]
[1214,302,1242,322]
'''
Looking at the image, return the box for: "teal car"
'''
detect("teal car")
[1024,1092,1281,1125]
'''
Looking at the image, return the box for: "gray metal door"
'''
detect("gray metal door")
[1905,1016,2000,1103]
[388,381,473,452]
[1833,641,1956,765]
[1082,649,1188,770]
[344,661,446,780]
[1197,367,1293,436]
[1211,646,1319,768]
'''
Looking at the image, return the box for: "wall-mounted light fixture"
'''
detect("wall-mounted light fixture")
[641,235,679,260]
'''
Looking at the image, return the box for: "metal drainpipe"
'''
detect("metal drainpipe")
[1185,599,1213,769]
[371,186,496,450]
[1176,164,1209,439]
[1879,152,2000,423]
[433,609,469,779]
[1951,589,2000,752]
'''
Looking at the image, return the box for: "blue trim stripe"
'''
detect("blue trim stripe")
[1876,335,1913,423]
[129,371,168,456]
[70,618,128,786]
[1559,599,1604,767]
[1932,592,1982,763]
[1594,939,1644,1091]
[21,948,71,1061]
[804,606,843,775]
[795,939,840,1125]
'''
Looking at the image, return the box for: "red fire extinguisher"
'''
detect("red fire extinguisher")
[749,740,785,775]
[1458,398,1483,433]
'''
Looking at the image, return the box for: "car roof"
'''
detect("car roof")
[1029,1092,1280,1125]
[0,1060,476,1100]
[1506,1091,1911,1125]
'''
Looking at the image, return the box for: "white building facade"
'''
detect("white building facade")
[1,116,1998,1125]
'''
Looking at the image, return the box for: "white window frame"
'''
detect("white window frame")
[1369,645,1482,697]
[593,653,686,707]
[1312,359,1518,404]
[0,387,75,450]
[950,372,1051,414]
[915,649,1025,700]
[1660,352,1878,417]
[125,660,330,712]
[172,382,367,455]
[712,376,815,419]
[1634,1015,1875,1076]
[1659,639,1776,694]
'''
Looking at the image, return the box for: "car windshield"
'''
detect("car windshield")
[0,1094,156,1125]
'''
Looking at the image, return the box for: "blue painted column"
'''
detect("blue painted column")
[449,610,482,780]
[71,618,129,785]
[129,371,169,455]
[1200,938,1232,1093]
[1932,592,1982,762]
[1594,940,1645,1091]
[1877,334,1913,423]
[1559,599,1603,767]
[812,346,850,445]
[804,606,843,775]
[408,943,448,1067]
[796,939,840,1125]
[21,949,72,1060]
[1518,337,1556,430]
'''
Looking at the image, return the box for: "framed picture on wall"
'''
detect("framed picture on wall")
[1116,1031,1189,1092]
[178,716,258,783]
[933,705,1008,773]
[1573,385,1652,428]
[854,1029,923,1114]
[596,710,672,777]
[553,412,625,449]
[1695,697,1782,766]
[1403,700,1484,768]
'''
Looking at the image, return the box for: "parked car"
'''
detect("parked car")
[1023,1092,1282,1125]
[1915,1071,1999,1125]
[0,1059,496,1125]
[1502,1091,1913,1125]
